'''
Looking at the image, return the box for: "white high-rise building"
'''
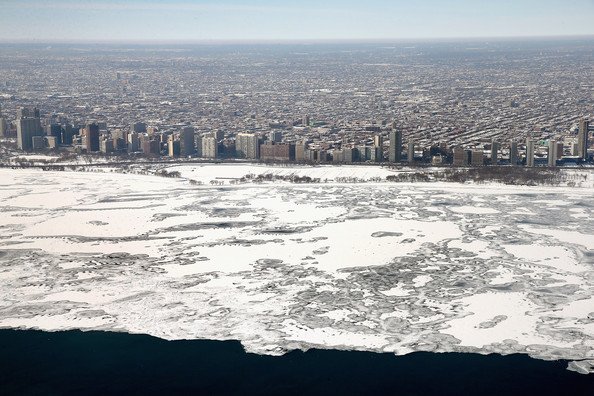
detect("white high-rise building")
[202,136,218,159]
[236,133,260,159]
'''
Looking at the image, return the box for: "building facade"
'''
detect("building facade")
[526,139,535,167]
[491,140,499,165]
[236,133,260,159]
[179,126,195,156]
[85,123,100,152]
[16,107,43,151]
[260,143,295,162]
[389,129,402,163]
[578,119,590,160]
[202,136,218,159]
[453,147,469,166]
[510,141,518,165]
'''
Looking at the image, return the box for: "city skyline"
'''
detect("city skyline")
[1,0,594,43]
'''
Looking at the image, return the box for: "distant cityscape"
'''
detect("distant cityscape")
[0,103,591,167]
[0,41,593,167]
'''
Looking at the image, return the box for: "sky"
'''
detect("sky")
[0,0,593,42]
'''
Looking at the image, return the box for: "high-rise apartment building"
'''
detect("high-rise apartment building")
[46,124,63,145]
[62,124,74,145]
[491,140,499,165]
[389,129,402,163]
[100,138,115,154]
[236,133,260,159]
[453,147,469,166]
[194,134,203,157]
[168,135,180,157]
[0,104,7,137]
[127,131,140,153]
[374,134,383,148]
[548,140,558,167]
[578,119,590,160]
[526,139,535,167]
[16,107,43,151]
[407,142,415,163]
[556,142,564,159]
[295,141,307,162]
[202,136,218,159]
[179,126,195,156]
[141,138,160,155]
[510,141,518,165]
[471,150,484,166]
[83,123,100,152]
[373,135,384,162]
[367,146,382,162]
[259,143,295,162]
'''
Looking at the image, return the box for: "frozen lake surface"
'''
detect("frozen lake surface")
[0,165,593,374]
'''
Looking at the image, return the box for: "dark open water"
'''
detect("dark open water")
[0,329,592,395]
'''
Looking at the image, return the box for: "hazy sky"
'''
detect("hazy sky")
[1,0,593,42]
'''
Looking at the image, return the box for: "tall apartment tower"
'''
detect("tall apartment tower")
[202,136,218,159]
[578,119,589,160]
[407,142,415,163]
[62,123,74,145]
[83,123,100,152]
[471,150,484,166]
[548,140,558,167]
[46,123,63,145]
[167,135,180,157]
[491,140,499,165]
[295,141,307,162]
[236,133,260,159]
[194,134,203,157]
[556,142,564,159]
[453,147,469,166]
[16,107,42,151]
[389,129,402,163]
[373,135,384,161]
[510,141,518,165]
[374,134,383,148]
[127,131,140,153]
[526,139,535,167]
[0,104,6,137]
[179,126,195,156]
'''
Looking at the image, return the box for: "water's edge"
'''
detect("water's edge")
[0,328,592,395]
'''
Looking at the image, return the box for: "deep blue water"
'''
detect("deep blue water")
[0,329,592,395]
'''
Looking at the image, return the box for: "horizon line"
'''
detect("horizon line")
[1,34,594,46]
